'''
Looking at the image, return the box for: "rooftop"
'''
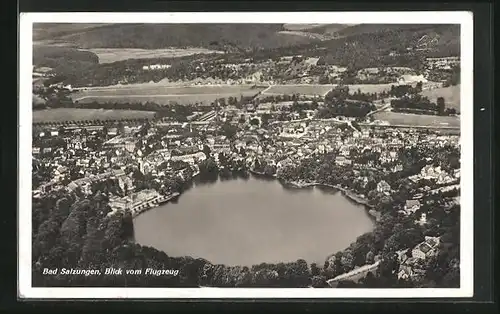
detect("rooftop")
[406,199,421,207]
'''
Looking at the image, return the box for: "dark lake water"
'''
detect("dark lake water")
[133,176,374,266]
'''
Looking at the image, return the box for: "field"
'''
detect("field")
[373,111,460,128]
[84,48,224,64]
[71,83,402,106]
[260,84,400,97]
[261,85,336,97]
[72,85,267,105]
[347,84,402,94]
[33,108,156,123]
[422,84,461,112]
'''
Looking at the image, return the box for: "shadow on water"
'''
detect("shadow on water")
[315,184,341,195]
[193,172,219,187]
[194,171,250,187]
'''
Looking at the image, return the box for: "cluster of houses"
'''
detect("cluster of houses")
[408,164,460,185]
[141,64,171,71]
[424,56,460,71]
[396,236,441,280]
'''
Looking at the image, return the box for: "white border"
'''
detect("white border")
[19,11,474,299]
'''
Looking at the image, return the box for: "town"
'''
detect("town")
[32,92,460,288]
[31,23,461,289]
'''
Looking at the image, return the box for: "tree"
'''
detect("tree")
[437,97,445,115]
[203,145,212,157]
[310,263,320,276]
[340,249,354,272]
[318,75,330,84]
[415,81,423,93]
[311,275,328,288]
[365,251,375,264]
[249,118,260,126]
[221,123,238,139]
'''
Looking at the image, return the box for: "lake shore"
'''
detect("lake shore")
[247,169,380,221]
[284,180,382,222]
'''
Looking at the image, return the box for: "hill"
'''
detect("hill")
[305,24,357,35]
[33,23,111,41]
[283,23,353,34]
[251,24,460,68]
[33,23,321,51]
[333,24,446,37]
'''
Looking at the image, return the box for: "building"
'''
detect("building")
[170,152,207,164]
[107,128,118,136]
[411,236,440,260]
[400,199,421,216]
[335,156,352,166]
[415,213,428,226]
[425,56,460,70]
[376,180,391,194]
[103,135,138,152]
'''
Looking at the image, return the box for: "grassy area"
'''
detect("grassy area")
[33,108,156,123]
[85,48,223,64]
[261,84,399,98]
[373,111,460,128]
[263,85,335,96]
[72,85,267,105]
[347,83,401,94]
[422,84,460,112]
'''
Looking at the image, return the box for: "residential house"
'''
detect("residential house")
[398,263,426,280]
[340,146,350,156]
[415,213,428,226]
[107,128,118,136]
[376,180,391,194]
[411,236,440,260]
[401,199,421,216]
[392,164,403,172]
[335,156,352,166]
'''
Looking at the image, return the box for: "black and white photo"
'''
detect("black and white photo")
[18,12,474,299]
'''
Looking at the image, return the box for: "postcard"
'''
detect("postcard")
[18,11,473,299]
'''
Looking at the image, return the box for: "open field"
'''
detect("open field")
[72,85,267,105]
[260,83,401,98]
[347,83,403,94]
[373,111,460,128]
[261,84,335,97]
[422,84,460,112]
[71,83,403,106]
[83,48,224,64]
[33,108,156,123]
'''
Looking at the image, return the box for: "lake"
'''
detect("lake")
[133,176,374,266]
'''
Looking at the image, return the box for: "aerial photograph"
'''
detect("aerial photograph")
[30,22,461,289]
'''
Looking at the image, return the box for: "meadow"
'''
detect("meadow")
[261,83,400,98]
[83,48,224,64]
[422,84,461,112]
[373,111,460,128]
[262,84,335,97]
[72,85,267,105]
[33,108,156,123]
